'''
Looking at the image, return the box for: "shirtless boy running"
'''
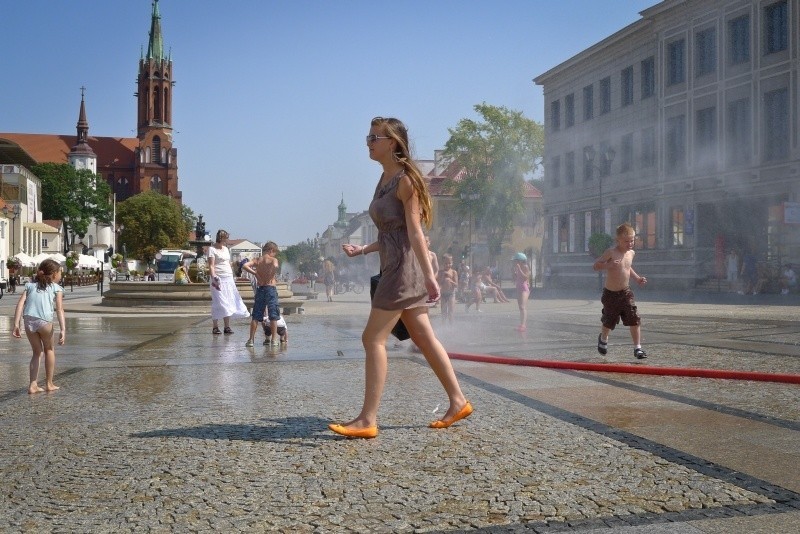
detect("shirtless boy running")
[592,223,648,359]
[242,241,281,347]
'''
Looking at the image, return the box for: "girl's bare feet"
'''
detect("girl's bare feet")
[28,384,44,394]
[45,384,60,392]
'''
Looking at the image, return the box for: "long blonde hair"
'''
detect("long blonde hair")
[371,116,433,229]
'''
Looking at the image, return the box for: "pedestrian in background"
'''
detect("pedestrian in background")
[437,253,458,325]
[208,229,249,335]
[329,116,471,439]
[11,259,66,394]
[323,259,335,302]
[512,252,531,331]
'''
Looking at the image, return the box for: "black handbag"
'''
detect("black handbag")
[369,274,411,340]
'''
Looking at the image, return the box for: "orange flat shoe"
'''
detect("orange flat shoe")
[429,401,473,429]
[328,423,378,439]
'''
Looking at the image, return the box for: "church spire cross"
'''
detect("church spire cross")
[146,0,164,60]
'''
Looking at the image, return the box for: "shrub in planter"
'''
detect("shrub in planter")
[6,257,22,271]
[588,233,614,259]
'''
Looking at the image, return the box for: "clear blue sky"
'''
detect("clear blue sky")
[2,0,656,246]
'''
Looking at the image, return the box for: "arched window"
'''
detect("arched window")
[150,175,162,192]
[153,136,161,163]
[164,88,170,123]
[153,87,161,121]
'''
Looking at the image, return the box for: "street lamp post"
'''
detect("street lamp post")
[460,192,480,267]
[2,204,20,256]
[584,146,615,290]
[583,146,616,221]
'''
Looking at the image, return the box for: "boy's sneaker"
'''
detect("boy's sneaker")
[245,340,254,347]
[634,347,647,359]
[597,335,608,355]
[263,338,271,345]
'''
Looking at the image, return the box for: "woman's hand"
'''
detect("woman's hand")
[424,275,440,304]
[342,244,363,258]
[12,326,21,339]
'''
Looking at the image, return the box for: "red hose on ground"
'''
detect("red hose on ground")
[447,352,800,384]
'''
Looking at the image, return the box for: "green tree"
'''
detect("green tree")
[181,204,198,236]
[33,163,113,250]
[442,103,544,263]
[116,191,187,263]
[283,240,322,277]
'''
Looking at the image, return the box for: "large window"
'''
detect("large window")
[150,175,163,192]
[550,100,560,131]
[641,56,655,99]
[671,207,685,247]
[621,66,634,106]
[558,215,569,253]
[565,93,575,128]
[565,151,575,185]
[583,146,594,181]
[764,1,788,54]
[620,133,633,172]
[625,205,657,250]
[695,28,716,77]
[667,39,685,85]
[728,15,750,64]
[551,155,561,188]
[583,84,594,120]
[153,136,162,164]
[695,106,717,170]
[600,77,611,114]
[726,98,751,166]
[666,115,686,175]
[641,127,656,168]
[763,88,789,161]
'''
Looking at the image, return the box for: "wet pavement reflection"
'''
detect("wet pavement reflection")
[0,288,798,532]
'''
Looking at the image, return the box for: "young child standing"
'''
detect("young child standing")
[437,253,458,325]
[12,259,66,393]
[263,314,288,345]
[242,241,281,347]
[593,222,648,359]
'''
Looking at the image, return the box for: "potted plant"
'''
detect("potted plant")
[6,257,21,272]
[588,233,614,259]
[66,251,79,273]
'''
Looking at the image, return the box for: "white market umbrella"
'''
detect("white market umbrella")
[13,252,37,267]
[77,254,102,268]
[49,253,67,263]
[32,253,50,264]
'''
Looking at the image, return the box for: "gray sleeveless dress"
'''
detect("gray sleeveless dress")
[369,172,428,311]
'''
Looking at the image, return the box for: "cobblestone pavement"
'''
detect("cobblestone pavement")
[0,287,797,532]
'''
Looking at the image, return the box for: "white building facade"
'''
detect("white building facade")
[535,0,800,290]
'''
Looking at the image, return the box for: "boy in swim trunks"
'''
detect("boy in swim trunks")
[592,222,648,359]
[242,241,281,347]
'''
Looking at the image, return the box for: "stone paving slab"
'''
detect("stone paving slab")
[0,356,779,532]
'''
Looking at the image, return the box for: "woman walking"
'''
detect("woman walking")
[329,116,472,439]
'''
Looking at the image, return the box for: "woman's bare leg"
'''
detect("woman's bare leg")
[339,308,399,429]
[403,307,468,420]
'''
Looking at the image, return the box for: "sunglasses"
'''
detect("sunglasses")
[366,134,390,143]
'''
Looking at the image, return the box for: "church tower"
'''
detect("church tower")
[68,87,97,174]
[133,0,180,201]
